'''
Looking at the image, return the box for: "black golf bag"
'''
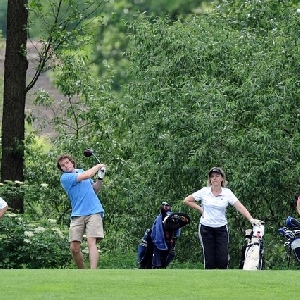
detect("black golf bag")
[239,221,265,270]
[137,202,190,269]
[278,216,300,266]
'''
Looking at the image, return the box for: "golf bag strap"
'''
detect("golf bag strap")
[288,243,292,268]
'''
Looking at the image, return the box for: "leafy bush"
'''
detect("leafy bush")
[99,250,137,269]
[1,0,300,270]
[0,213,71,269]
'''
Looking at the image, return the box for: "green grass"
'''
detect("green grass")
[1,269,299,299]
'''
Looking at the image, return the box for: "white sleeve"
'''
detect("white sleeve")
[227,189,239,205]
[192,187,206,202]
[0,197,8,209]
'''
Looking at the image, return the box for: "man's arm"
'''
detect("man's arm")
[297,199,300,215]
[77,164,105,181]
[92,166,106,193]
[93,179,103,193]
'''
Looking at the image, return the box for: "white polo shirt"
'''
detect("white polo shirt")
[0,197,8,209]
[192,187,238,228]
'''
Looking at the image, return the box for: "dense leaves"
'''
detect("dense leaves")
[124,2,300,267]
[0,214,71,268]
[1,0,300,269]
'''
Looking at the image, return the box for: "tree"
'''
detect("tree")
[2,0,28,213]
[1,0,108,212]
[93,0,214,93]
[123,1,300,267]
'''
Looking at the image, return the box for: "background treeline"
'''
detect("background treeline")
[0,0,300,269]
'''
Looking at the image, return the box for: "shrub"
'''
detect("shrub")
[0,213,71,269]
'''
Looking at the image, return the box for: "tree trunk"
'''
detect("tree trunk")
[1,0,28,213]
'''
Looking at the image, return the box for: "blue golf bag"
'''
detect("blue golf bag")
[278,216,300,266]
[137,202,190,269]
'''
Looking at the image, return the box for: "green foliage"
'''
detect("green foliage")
[99,250,137,269]
[169,258,203,269]
[0,213,71,269]
[123,1,300,268]
[0,0,7,37]
[92,0,214,93]
[135,0,209,18]
[2,0,300,269]
[217,0,300,33]
[27,0,109,39]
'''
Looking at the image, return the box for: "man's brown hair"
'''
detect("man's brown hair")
[56,154,76,171]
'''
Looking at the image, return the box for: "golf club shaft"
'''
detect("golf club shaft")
[92,153,101,164]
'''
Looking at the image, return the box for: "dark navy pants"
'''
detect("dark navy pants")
[199,224,229,269]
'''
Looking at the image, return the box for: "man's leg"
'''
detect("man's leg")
[87,237,99,269]
[69,217,85,269]
[70,241,85,269]
[86,214,104,269]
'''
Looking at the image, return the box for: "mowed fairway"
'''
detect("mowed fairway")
[0,269,299,299]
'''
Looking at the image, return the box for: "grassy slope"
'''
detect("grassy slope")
[1,269,299,299]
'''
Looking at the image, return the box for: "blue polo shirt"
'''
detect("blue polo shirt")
[60,169,104,217]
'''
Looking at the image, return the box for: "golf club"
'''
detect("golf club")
[83,148,101,163]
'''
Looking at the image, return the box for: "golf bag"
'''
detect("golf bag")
[239,221,265,270]
[137,202,190,269]
[278,216,300,266]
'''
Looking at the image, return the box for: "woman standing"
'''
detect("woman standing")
[183,167,260,269]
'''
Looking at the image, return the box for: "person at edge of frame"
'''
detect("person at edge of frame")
[296,194,300,216]
[56,154,106,269]
[0,196,8,219]
[183,166,261,269]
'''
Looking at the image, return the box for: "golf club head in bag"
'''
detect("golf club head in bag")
[163,212,190,231]
[286,216,300,230]
[252,221,265,238]
[83,149,101,163]
[278,217,300,266]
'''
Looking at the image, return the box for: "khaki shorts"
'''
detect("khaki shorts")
[69,213,104,243]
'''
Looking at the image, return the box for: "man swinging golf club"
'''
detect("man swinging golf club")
[57,151,106,269]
